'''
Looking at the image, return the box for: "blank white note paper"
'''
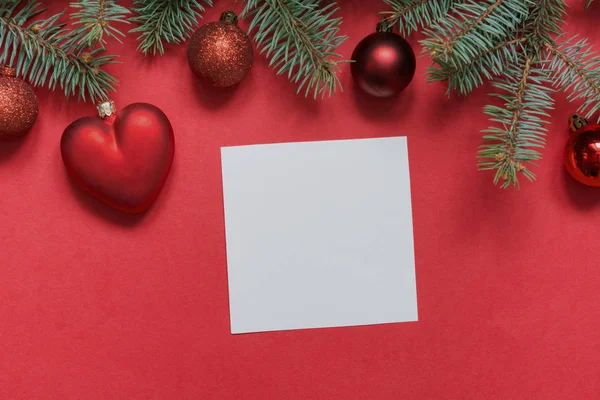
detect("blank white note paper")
[221,137,418,334]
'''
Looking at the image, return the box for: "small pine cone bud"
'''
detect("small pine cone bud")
[91,66,100,75]
[515,162,525,172]
[495,153,506,161]
[81,53,93,64]
[100,18,109,28]
[502,172,509,181]
[30,24,42,34]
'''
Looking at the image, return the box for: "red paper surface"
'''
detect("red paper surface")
[1,1,600,399]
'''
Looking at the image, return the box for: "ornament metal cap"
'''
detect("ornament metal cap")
[97,100,116,118]
[220,10,238,25]
[569,113,588,133]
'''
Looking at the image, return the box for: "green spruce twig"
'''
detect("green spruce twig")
[546,37,600,121]
[129,0,213,55]
[427,37,527,95]
[477,55,555,188]
[421,0,531,69]
[0,0,119,102]
[242,0,349,99]
[380,0,458,36]
[67,0,130,51]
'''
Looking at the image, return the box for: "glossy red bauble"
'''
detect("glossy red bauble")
[350,25,416,97]
[564,114,600,187]
[61,102,175,213]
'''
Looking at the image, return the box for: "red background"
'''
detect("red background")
[1,1,600,398]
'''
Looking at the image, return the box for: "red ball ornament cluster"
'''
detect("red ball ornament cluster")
[350,22,416,97]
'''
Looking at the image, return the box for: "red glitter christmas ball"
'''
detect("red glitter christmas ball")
[187,10,253,87]
[350,23,416,98]
[0,67,38,139]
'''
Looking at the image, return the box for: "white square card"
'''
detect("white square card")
[221,137,417,334]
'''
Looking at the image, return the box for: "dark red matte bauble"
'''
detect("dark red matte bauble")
[565,114,600,187]
[61,102,175,213]
[351,31,416,97]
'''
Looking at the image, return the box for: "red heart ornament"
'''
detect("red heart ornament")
[61,102,175,214]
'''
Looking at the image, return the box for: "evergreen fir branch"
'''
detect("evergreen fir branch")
[129,0,212,55]
[428,36,526,95]
[242,0,348,98]
[546,36,600,121]
[421,0,530,66]
[67,0,131,51]
[477,55,555,188]
[527,0,566,46]
[380,0,458,37]
[0,1,119,102]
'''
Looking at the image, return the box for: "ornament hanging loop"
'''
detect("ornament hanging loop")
[569,113,588,133]
[97,100,116,118]
[220,10,238,25]
[376,19,393,33]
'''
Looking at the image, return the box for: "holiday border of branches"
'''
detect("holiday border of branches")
[2,0,600,186]
[383,0,600,188]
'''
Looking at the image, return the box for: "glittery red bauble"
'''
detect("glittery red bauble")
[565,114,600,187]
[350,26,416,97]
[61,102,175,214]
[188,10,253,87]
[0,67,38,139]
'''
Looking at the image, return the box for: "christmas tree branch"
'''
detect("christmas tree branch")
[242,0,348,98]
[546,37,600,120]
[528,0,566,45]
[478,55,554,188]
[428,37,527,95]
[380,0,458,36]
[67,0,130,51]
[129,0,213,55]
[421,0,530,65]
[0,1,118,102]
[442,0,502,52]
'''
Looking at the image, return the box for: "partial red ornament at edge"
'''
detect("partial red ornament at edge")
[61,101,175,213]
[564,114,600,187]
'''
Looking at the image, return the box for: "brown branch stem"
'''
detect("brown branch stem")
[506,55,532,161]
